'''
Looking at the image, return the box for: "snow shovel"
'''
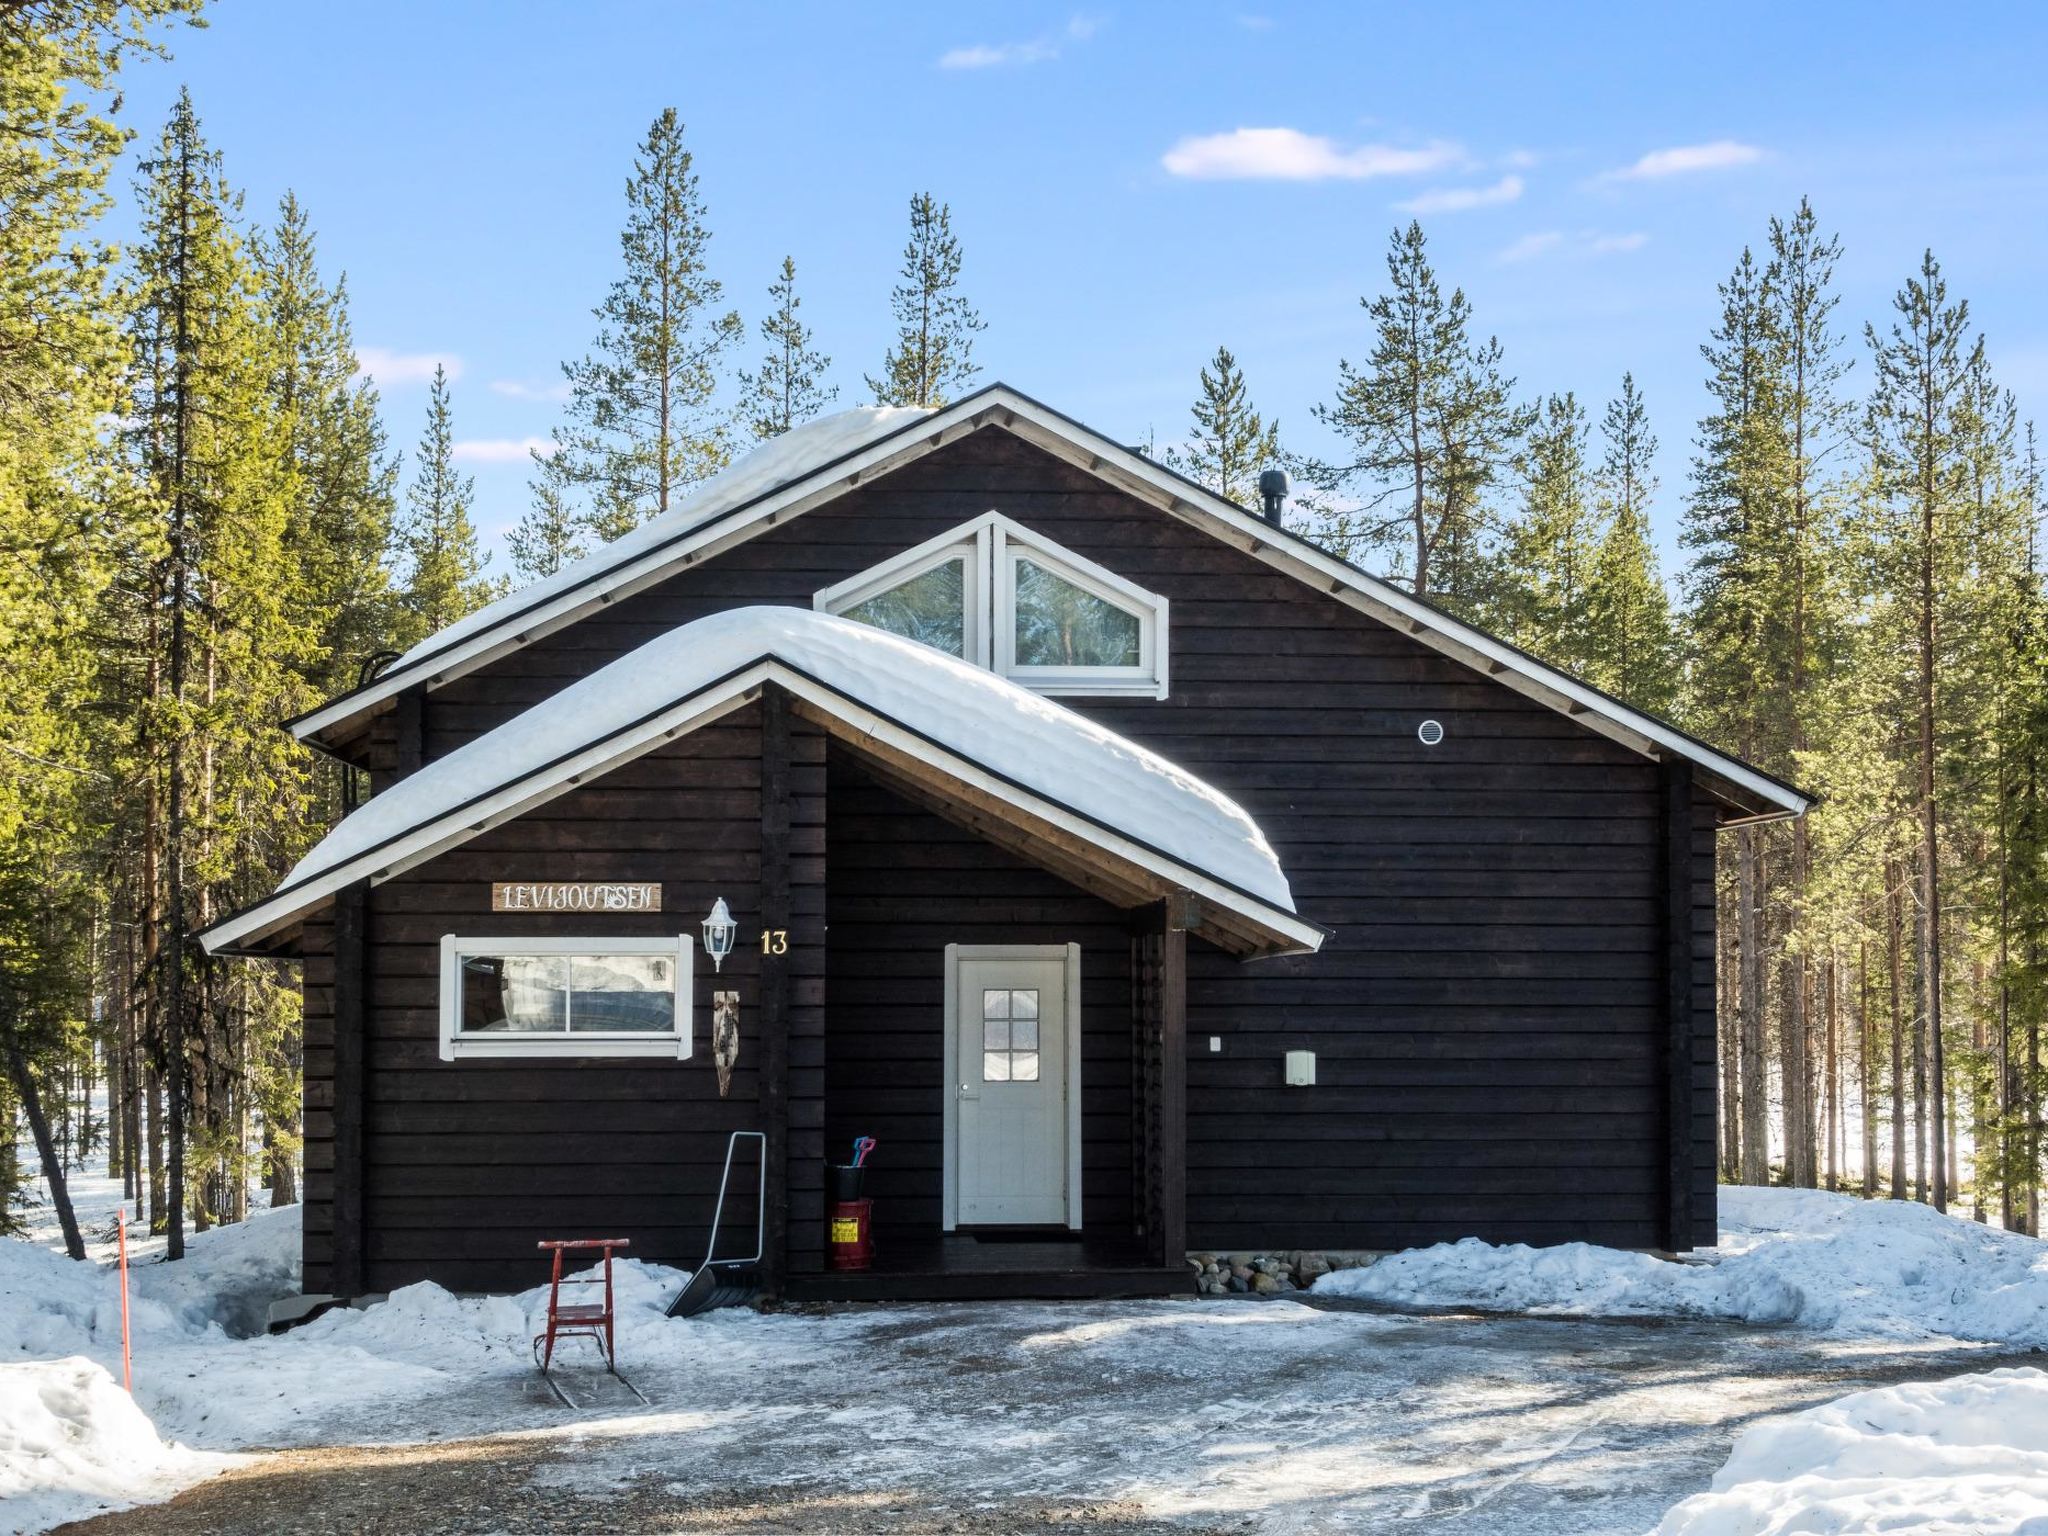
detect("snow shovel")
[667,1130,766,1318]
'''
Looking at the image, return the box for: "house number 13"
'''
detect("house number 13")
[760,929,789,955]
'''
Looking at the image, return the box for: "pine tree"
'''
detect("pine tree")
[1311,221,1533,610]
[508,448,585,580]
[867,192,985,408]
[550,108,742,543]
[1495,391,1599,668]
[397,365,499,640]
[1583,374,1679,714]
[1864,249,1979,1211]
[740,256,836,440]
[1164,345,1282,506]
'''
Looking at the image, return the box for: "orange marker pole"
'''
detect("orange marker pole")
[116,1208,132,1392]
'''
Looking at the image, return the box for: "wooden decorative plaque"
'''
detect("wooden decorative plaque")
[490,881,662,914]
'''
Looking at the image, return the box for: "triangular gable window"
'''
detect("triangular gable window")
[815,512,1168,698]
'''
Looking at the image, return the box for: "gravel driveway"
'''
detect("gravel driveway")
[55,1296,2032,1534]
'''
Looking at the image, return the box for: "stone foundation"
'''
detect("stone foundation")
[1186,1250,1383,1295]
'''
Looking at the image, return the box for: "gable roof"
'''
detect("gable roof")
[205,607,1323,960]
[290,383,1809,819]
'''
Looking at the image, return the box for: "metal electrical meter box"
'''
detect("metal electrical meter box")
[1284,1050,1316,1087]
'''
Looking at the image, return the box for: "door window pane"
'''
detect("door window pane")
[840,558,966,656]
[1013,559,1141,668]
[978,987,1043,1082]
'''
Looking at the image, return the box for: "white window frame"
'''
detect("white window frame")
[438,934,694,1061]
[814,511,1168,699]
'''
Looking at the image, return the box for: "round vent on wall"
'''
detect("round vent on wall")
[1417,719,1445,746]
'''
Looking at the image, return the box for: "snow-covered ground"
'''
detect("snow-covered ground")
[1316,1185,2048,1348]
[3,1184,2047,1533]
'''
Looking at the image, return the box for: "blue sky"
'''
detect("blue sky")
[109,2,2048,572]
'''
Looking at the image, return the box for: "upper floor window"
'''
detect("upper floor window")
[815,513,1168,698]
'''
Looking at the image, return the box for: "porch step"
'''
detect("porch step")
[784,1265,1196,1304]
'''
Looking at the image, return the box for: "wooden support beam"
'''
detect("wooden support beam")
[330,880,368,1297]
[759,687,793,1298]
[391,690,423,782]
[1157,919,1188,1271]
[1662,757,1696,1254]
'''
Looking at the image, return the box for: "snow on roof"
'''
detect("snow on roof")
[396,405,933,668]
[233,607,1299,951]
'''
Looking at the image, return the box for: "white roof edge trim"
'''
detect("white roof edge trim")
[290,383,1806,817]
[211,653,1320,957]
[287,406,969,743]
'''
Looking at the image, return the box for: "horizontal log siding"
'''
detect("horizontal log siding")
[341,703,828,1293]
[380,428,1709,1258]
[1691,787,1721,1249]
[824,751,1136,1239]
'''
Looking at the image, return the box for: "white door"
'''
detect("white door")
[952,949,1074,1227]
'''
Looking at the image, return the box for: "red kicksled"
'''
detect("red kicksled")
[532,1237,649,1408]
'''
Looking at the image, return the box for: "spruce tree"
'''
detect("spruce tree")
[122,89,314,1255]
[1495,391,1599,668]
[1684,245,1787,1185]
[1583,375,1679,714]
[1165,345,1282,506]
[1311,221,1532,610]
[867,193,985,408]
[398,365,500,640]
[509,449,586,580]
[550,108,742,543]
[255,192,401,696]
[740,255,836,440]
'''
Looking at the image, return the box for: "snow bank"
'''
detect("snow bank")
[394,404,931,667]
[280,606,1298,914]
[1654,1368,2048,1535]
[0,1358,233,1534]
[1314,1185,2048,1347]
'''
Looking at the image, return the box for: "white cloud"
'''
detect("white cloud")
[1497,229,1649,263]
[939,14,1099,69]
[1603,139,1766,181]
[356,347,461,386]
[1396,174,1524,214]
[1497,231,1565,264]
[489,377,571,404]
[451,436,551,465]
[1162,127,1462,182]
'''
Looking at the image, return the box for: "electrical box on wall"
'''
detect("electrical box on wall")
[1284,1049,1316,1087]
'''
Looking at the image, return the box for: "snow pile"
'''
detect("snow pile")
[0,1358,233,1534]
[394,404,932,667]
[1314,1185,2048,1347]
[276,606,1298,916]
[1654,1368,2048,1535]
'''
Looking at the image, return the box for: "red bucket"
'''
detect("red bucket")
[827,1198,873,1271]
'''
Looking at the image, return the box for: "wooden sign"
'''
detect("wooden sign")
[490,881,662,914]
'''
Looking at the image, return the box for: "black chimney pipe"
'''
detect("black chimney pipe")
[1258,468,1289,525]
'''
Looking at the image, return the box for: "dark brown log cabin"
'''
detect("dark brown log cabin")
[202,385,1808,1302]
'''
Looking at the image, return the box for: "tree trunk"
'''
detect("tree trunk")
[1861,941,1878,1198]
[1914,890,1931,1203]
[1737,829,1769,1183]
[6,1037,85,1260]
[1719,877,1742,1180]
[1824,955,1841,1192]
[1889,869,1908,1199]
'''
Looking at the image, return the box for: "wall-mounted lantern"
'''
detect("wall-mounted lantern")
[701,898,737,973]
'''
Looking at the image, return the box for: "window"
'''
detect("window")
[438,935,693,1060]
[815,513,1167,698]
[980,986,1040,1082]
